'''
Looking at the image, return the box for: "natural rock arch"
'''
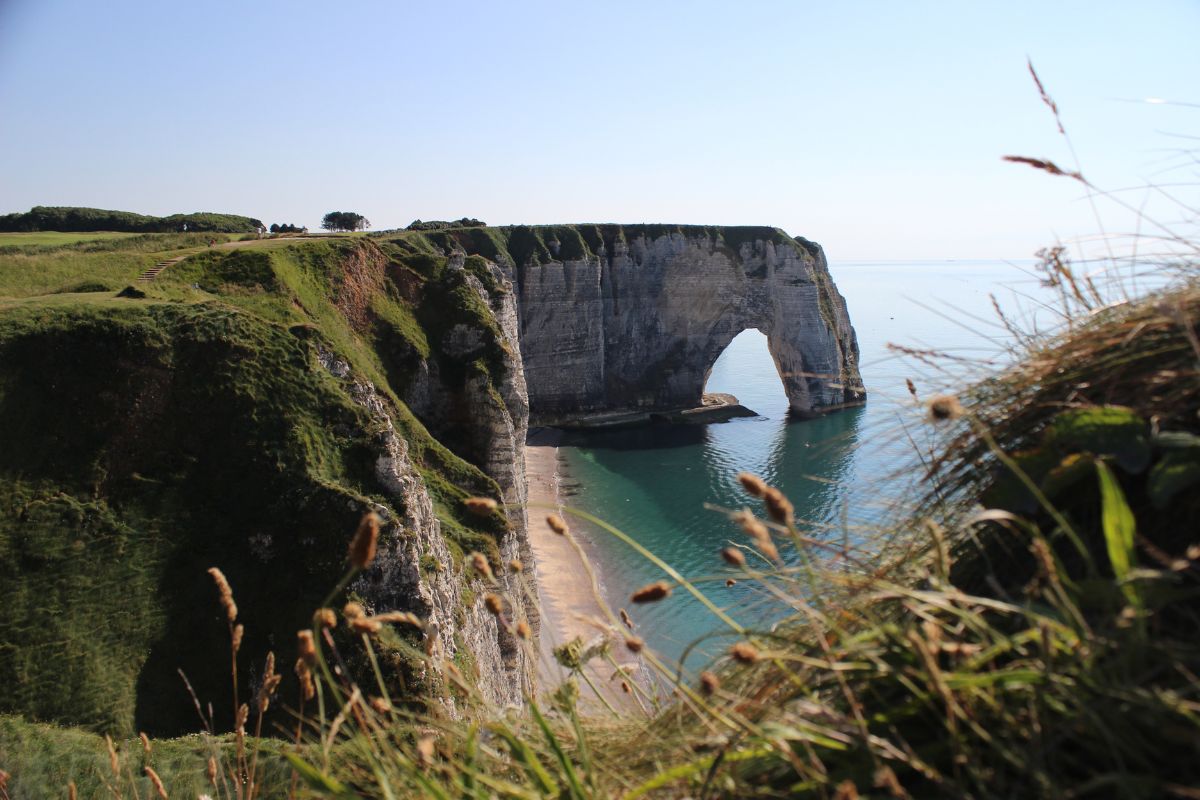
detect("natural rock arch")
[508,226,864,422]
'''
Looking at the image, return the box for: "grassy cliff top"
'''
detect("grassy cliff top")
[373,223,820,267]
[0,232,515,736]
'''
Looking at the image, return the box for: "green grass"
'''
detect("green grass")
[0,234,520,741]
[0,231,140,248]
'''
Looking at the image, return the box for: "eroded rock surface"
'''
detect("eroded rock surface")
[508,227,863,421]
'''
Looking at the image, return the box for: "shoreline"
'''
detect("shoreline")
[524,431,636,703]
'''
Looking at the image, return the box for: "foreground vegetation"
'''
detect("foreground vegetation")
[0,208,1197,796]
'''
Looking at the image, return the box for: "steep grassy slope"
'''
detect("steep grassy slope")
[0,234,518,737]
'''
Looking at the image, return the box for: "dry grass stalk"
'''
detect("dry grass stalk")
[144,766,169,799]
[206,567,237,623]
[369,611,423,628]
[257,651,281,713]
[105,734,119,778]
[631,581,672,603]
[463,496,498,516]
[738,472,768,497]
[349,511,380,569]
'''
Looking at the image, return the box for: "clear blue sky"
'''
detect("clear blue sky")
[1,1,1196,259]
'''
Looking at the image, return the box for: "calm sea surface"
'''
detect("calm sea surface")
[553,260,1052,667]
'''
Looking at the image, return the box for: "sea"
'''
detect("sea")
[551,259,1058,668]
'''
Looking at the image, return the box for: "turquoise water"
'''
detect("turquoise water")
[554,260,1049,668]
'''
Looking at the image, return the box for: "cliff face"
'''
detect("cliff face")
[392,225,864,423]
[515,228,862,421]
[0,238,537,735]
[0,224,860,736]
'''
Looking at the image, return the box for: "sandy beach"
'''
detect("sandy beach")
[524,435,643,705]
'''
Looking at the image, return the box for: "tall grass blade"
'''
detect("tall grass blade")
[1096,460,1140,608]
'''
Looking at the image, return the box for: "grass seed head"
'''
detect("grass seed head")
[516,620,531,639]
[508,558,524,573]
[144,766,169,800]
[927,394,964,422]
[737,472,768,498]
[349,512,380,569]
[351,616,382,634]
[483,593,504,616]
[295,658,315,700]
[631,581,672,603]
[763,487,794,526]
[206,567,237,623]
[370,696,392,714]
[297,629,317,663]
[625,635,644,653]
[546,514,569,534]
[619,608,634,629]
[720,546,746,566]
[733,509,770,542]
[231,624,244,654]
[343,601,366,621]
[315,608,337,629]
[730,641,760,664]
[416,734,436,768]
[105,734,119,778]
[139,731,151,756]
[206,756,217,786]
[726,578,737,587]
[468,551,493,580]
[463,496,498,516]
[700,670,720,695]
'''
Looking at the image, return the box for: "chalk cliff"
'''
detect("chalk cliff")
[392,225,864,422]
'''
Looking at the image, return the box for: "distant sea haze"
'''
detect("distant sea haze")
[554,260,1044,667]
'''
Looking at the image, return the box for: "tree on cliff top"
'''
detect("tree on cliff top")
[320,211,370,232]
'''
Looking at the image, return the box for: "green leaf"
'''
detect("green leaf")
[1096,460,1139,608]
[284,752,357,798]
[530,701,587,800]
[982,448,1057,513]
[490,723,560,796]
[1048,406,1150,473]
[1041,452,1095,499]
[1147,448,1200,510]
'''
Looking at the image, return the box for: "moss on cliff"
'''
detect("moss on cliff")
[0,234,516,736]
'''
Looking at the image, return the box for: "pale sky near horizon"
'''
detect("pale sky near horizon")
[1,1,1197,260]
